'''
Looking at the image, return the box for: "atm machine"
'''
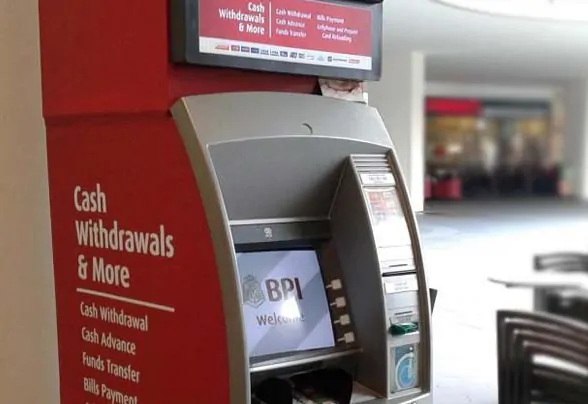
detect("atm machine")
[38,0,432,402]
[172,91,433,404]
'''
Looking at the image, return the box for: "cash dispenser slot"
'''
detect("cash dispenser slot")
[171,93,432,404]
[384,275,420,334]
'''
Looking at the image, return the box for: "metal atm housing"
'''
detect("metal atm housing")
[172,92,433,404]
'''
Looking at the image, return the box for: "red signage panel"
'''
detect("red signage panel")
[47,117,230,403]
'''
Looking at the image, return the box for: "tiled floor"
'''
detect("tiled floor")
[417,198,588,404]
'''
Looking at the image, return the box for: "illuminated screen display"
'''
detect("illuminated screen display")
[364,187,411,247]
[236,250,335,358]
[170,0,383,81]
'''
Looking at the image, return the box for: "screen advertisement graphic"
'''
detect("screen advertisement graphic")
[237,250,335,358]
[170,0,383,80]
[45,120,232,403]
[198,0,373,70]
[364,187,411,248]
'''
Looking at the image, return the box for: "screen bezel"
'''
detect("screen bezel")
[235,242,340,364]
[235,239,322,254]
[170,0,383,81]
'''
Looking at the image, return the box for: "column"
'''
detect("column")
[562,80,588,199]
[367,51,426,212]
[0,1,58,403]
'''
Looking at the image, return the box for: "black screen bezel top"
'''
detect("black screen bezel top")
[169,0,383,81]
[235,239,323,254]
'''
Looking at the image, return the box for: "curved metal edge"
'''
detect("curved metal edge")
[343,157,390,396]
[171,98,250,404]
[385,149,434,398]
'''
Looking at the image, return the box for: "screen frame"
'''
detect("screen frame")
[235,243,339,363]
[170,0,383,81]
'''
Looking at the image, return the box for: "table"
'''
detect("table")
[488,272,588,291]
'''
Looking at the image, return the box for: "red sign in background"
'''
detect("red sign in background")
[199,0,373,56]
[426,98,482,116]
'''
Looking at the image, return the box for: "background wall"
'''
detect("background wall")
[562,80,588,199]
[368,51,426,211]
[0,1,58,403]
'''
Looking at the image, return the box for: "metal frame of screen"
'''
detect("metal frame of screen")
[169,0,383,81]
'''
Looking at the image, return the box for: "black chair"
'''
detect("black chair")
[533,252,588,321]
[497,310,588,404]
[521,342,588,403]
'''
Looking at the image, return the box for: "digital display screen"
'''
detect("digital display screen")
[170,0,383,81]
[364,187,411,247]
[236,250,335,358]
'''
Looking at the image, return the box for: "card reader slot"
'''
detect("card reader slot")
[382,270,416,277]
[381,263,410,270]
[380,265,416,275]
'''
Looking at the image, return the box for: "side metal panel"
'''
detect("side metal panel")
[173,104,250,404]
[385,150,433,398]
[330,161,389,395]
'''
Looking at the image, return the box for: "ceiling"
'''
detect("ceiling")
[383,0,588,85]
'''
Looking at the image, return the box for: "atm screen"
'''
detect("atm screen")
[236,250,336,358]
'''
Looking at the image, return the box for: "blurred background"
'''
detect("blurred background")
[425,98,559,200]
[376,0,588,204]
[3,1,588,403]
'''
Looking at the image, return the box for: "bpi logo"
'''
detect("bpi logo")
[266,278,303,302]
[242,275,303,308]
[242,275,265,308]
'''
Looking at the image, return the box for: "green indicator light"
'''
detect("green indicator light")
[389,322,419,336]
